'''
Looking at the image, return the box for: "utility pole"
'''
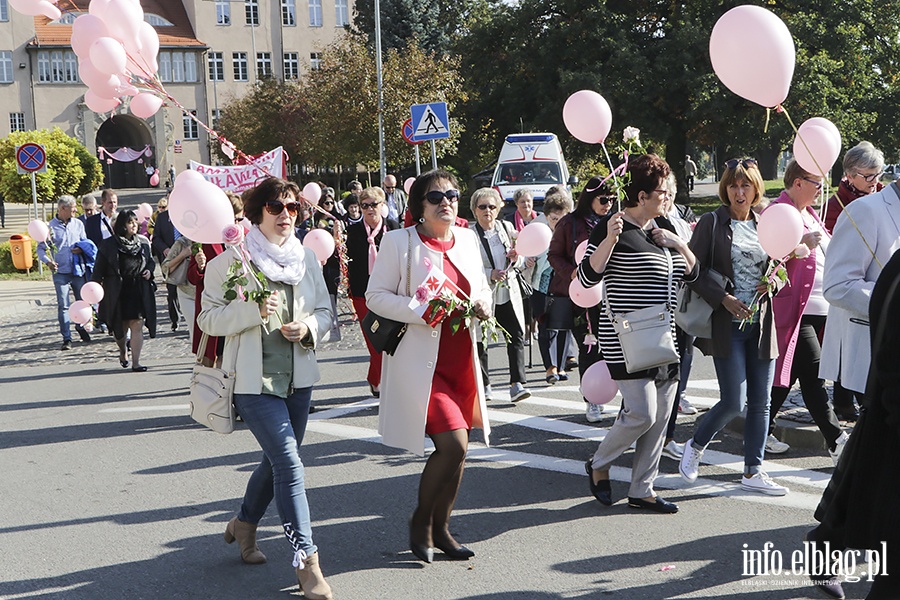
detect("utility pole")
[374,0,386,182]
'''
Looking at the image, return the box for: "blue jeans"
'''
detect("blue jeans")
[234,387,317,560]
[693,323,774,473]
[53,271,86,341]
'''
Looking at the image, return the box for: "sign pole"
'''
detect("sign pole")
[430,140,437,170]
[414,145,421,175]
[31,172,42,275]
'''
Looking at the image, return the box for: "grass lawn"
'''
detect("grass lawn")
[687,180,785,215]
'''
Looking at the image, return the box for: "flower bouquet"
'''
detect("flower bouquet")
[219,223,278,331]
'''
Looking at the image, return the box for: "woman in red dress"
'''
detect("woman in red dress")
[366,170,494,563]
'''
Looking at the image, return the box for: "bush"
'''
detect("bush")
[0,235,40,273]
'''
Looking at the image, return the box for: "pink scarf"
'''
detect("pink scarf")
[514,209,537,231]
[365,219,384,274]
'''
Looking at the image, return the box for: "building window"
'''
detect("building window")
[145,14,173,26]
[211,109,221,130]
[10,112,25,132]
[0,0,8,22]
[335,0,348,26]
[283,52,298,79]
[256,52,272,78]
[310,52,322,70]
[208,51,224,81]
[245,0,258,26]
[0,51,12,83]
[281,0,295,25]
[183,110,199,139]
[308,0,321,27]
[158,51,198,83]
[159,52,171,81]
[37,50,78,82]
[215,0,230,25]
[172,51,185,82]
[233,52,248,81]
[185,53,197,82]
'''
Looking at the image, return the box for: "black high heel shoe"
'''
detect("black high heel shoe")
[408,519,433,564]
[433,536,475,560]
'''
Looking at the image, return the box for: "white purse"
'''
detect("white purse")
[189,332,237,434]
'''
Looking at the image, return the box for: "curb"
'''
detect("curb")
[726,414,837,452]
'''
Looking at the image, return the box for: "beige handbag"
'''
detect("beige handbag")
[189,332,237,434]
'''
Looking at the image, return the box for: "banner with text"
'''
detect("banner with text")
[190,147,285,192]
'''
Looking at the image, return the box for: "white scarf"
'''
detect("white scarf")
[244,226,307,285]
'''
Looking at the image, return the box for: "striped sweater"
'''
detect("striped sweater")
[577,215,698,380]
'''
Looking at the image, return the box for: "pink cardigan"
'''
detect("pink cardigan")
[769,192,830,388]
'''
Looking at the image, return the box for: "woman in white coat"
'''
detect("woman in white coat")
[366,169,493,563]
[198,178,334,600]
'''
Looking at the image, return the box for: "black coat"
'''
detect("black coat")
[814,249,900,550]
[92,235,158,339]
[151,210,177,263]
[84,212,115,248]
[345,218,399,297]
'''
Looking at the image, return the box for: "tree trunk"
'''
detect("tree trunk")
[666,125,690,205]
[754,146,780,181]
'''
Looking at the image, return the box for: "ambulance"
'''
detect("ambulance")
[490,133,575,215]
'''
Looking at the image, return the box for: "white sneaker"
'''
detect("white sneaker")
[679,438,704,482]
[678,397,698,415]
[585,403,604,423]
[765,434,790,454]
[829,431,850,466]
[510,382,531,402]
[662,440,685,460]
[741,471,789,496]
[484,385,494,401]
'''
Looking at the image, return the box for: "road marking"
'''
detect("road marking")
[99,405,191,413]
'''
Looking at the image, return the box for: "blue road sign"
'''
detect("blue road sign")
[410,102,450,142]
[16,143,47,173]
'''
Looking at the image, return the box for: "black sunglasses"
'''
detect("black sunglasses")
[360,201,381,209]
[597,195,615,205]
[425,189,460,204]
[477,204,497,211]
[725,158,759,170]
[264,200,301,216]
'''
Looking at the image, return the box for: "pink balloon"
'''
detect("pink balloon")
[9,0,59,18]
[563,90,612,144]
[569,278,603,309]
[84,89,120,113]
[71,14,110,57]
[149,172,160,186]
[794,121,841,176]
[89,37,127,75]
[404,177,415,195]
[581,360,618,405]
[136,202,153,220]
[303,229,336,262]
[709,5,795,108]
[88,73,124,100]
[168,178,235,244]
[80,281,105,304]
[102,0,144,48]
[379,203,389,219]
[514,221,552,257]
[88,0,112,19]
[78,59,113,88]
[130,93,162,119]
[136,22,160,74]
[758,203,804,259]
[68,300,93,325]
[303,182,322,205]
[574,240,589,264]
[27,219,50,242]
[801,117,841,145]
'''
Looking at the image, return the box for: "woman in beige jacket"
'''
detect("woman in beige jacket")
[198,178,334,599]
[366,169,493,563]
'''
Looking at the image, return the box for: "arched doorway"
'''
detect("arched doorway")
[95,115,156,189]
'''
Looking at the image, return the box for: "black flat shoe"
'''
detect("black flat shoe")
[120,359,129,368]
[627,496,678,514]
[434,539,475,560]
[585,460,612,506]
[132,366,148,372]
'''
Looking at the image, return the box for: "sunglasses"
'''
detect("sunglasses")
[360,202,381,209]
[725,158,759,170]
[802,177,824,190]
[425,189,460,204]
[477,204,497,211]
[264,200,302,216]
[854,171,883,183]
[597,195,615,205]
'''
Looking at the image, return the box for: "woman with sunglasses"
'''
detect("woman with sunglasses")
[345,186,400,397]
[548,176,614,423]
[316,192,342,339]
[679,158,789,496]
[765,160,847,462]
[198,178,334,599]
[367,169,493,563]
[470,187,530,402]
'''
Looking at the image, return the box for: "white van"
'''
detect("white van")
[490,133,574,214]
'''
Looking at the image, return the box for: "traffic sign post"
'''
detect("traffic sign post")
[16,143,48,276]
[410,102,450,171]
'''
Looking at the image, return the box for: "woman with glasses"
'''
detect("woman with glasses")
[578,155,698,514]
[367,169,493,563]
[678,158,789,496]
[765,160,847,462]
[470,187,531,403]
[345,186,400,397]
[548,176,615,423]
[198,178,334,599]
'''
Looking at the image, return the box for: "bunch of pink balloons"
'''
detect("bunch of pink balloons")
[69,0,161,115]
[9,0,61,20]
[514,222,552,257]
[168,171,236,244]
[581,361,618,405]
[563,90,613,145]
[758,203,804,259]
[303,229,335,262]
[709,5,795,108]
[793,117,841,176]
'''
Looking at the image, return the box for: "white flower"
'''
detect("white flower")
[623,126,641,144]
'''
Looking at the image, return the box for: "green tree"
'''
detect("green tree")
[0,128,103,204]
[352,0,480,55]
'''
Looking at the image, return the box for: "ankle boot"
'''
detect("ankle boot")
[296,552,333,600]
[223,517,267,564]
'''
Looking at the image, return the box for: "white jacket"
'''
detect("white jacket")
[366,226,493,456]
[820,184,900,393]
[197,246,333,394]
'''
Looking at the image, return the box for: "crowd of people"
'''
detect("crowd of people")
[33,145,900,597]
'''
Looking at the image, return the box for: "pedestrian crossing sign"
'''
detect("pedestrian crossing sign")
[410,102,450,141]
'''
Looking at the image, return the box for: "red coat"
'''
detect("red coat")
[188,243,226,363]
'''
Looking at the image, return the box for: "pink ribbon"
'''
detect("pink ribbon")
[587,150,630,192]
[365,219,384,274]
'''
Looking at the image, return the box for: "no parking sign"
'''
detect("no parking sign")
[16,143,47,174]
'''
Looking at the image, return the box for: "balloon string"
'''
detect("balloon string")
[777,104,881,268]
[600,142,623,213]
[764,108,771,134]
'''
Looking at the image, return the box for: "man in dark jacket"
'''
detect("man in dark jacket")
[150,207,181,331]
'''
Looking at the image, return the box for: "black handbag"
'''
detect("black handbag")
[361,229,413,356]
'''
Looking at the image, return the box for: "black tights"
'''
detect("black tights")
[410,429,468,547]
